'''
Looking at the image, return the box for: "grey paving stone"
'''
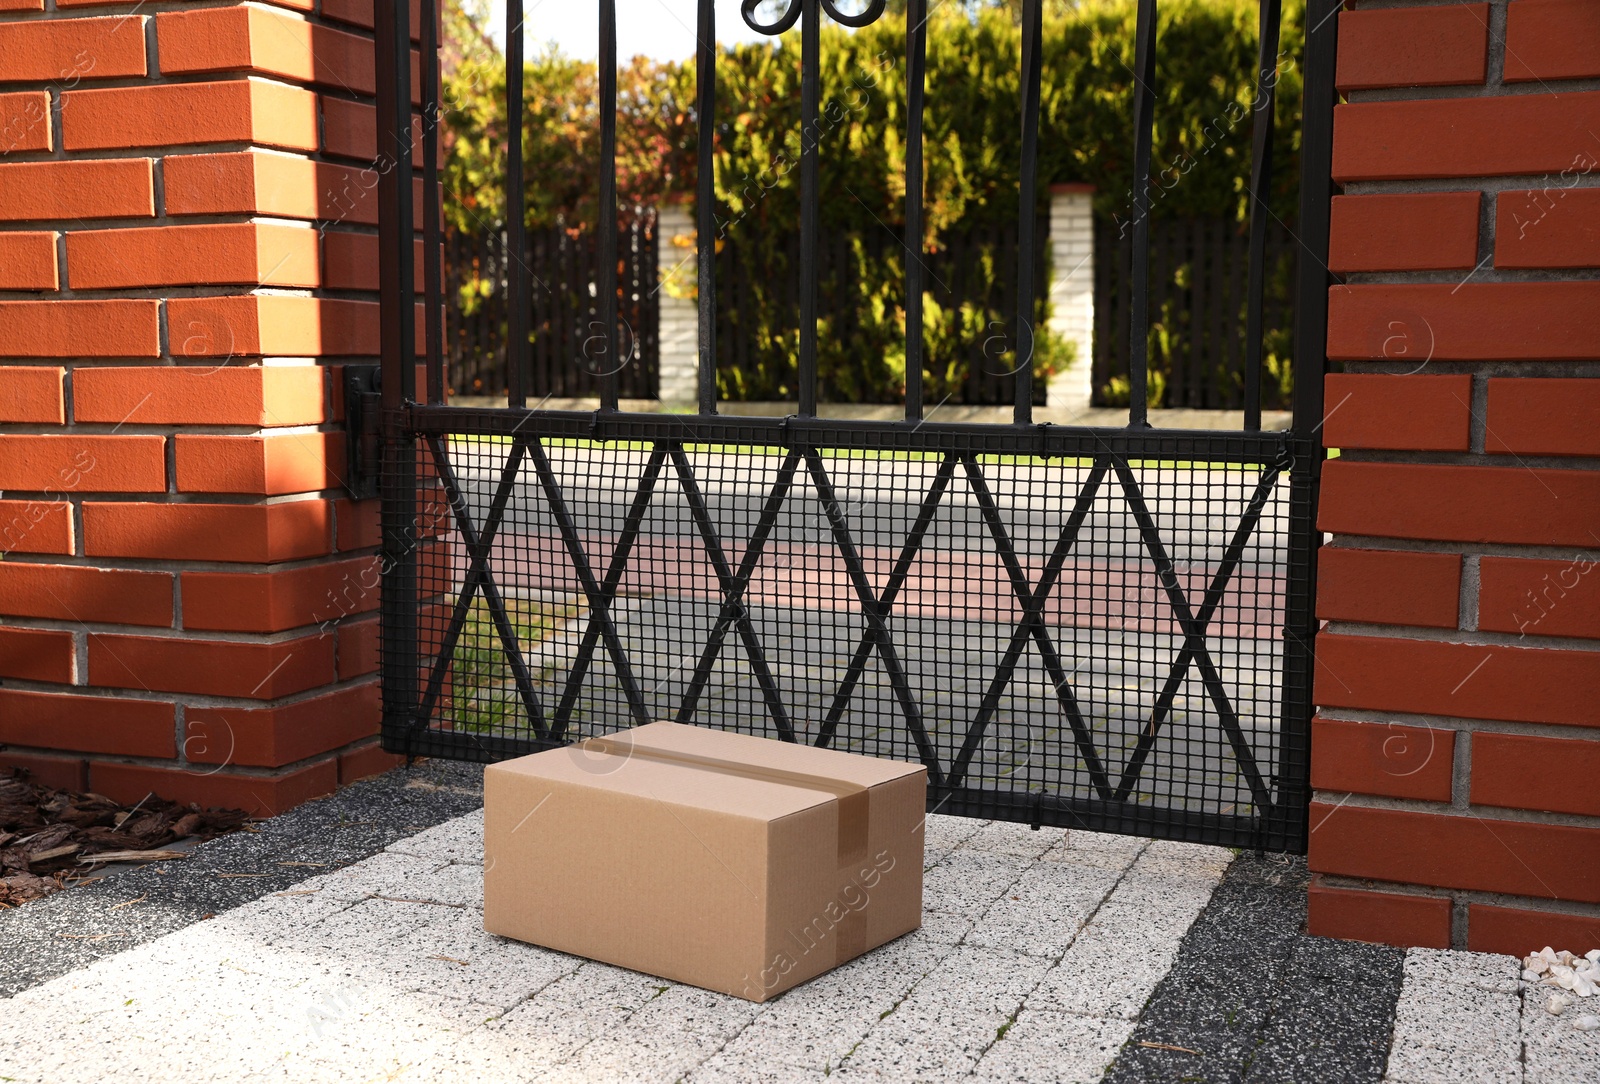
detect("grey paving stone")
[1241,935,1404,1084]
[1105,853,1407,1084]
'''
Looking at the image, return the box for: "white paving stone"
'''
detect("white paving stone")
[297,849,452,901]
[921,812,986,856]
[955,820,1068,861]
[964,862,1122,957]
[834,946,1051,1079]
[921,849,1031,918]
[912,907,978,945]
[620,982,764,1040]
[682,1053,830,1083]
[1040,829,1148,870]
[204,885,361,945]
[712,1000,877,1070]
[392,859,488,909]
[1383,948,1524,1084]
[1132,838,1237,880]
[387,808,486,864]
[534,1029,708,1084]
[1520,981,1600,1084]
[1026,855,1225,1021]
[0,807,1220,1084]
[1403,946,1522,994]
[970,1009,1135,1084]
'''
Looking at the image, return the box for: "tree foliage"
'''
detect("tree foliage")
[440,0,1306,402]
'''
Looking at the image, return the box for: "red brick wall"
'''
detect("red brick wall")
[1309,0,1600,956]
[0,0,426,813]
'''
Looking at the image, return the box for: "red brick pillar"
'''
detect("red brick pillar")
[0,1,422,814]
[1308,0,1600,954]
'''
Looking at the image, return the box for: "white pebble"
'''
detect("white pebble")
[1573,1015,1600,1033]
[1547,993,1573,1016]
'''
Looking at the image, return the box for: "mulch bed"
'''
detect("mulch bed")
[0,769,249,909]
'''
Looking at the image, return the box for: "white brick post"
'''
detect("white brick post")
[655,198,700,406]
[1045,183,1096,414]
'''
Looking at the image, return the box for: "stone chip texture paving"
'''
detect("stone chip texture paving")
[0,805,1217,1083]
[0,765,1592,1082]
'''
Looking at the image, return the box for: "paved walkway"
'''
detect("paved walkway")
[0,764,1592,1083]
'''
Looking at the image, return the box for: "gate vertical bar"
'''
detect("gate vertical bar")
[695,0,718,416]
[422,0,444,405]
[798,0,820,417]
[1243,0,1283,433]
[1013,0,1041,425]
[903,0,927,423]
[505,0,527,407]
[1127,0,1158,427]
[1278,0,1340,850]
[376,0,418,749]
[598,0,620,411]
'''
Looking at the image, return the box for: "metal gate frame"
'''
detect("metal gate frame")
[371,0,1340,854]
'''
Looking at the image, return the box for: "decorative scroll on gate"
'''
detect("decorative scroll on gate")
[370,0,1340,853]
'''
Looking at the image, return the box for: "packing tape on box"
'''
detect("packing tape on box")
[578,737,869,866]
[579,736,871,963]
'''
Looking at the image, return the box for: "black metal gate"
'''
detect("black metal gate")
[373,0,1339,853]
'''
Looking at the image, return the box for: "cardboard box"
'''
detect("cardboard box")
[484,721,927,1002]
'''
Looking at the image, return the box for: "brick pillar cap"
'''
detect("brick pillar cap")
[1050,182,1095,195]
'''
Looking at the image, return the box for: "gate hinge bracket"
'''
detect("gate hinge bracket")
[343,364,382,501]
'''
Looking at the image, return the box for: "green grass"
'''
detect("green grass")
[450,595,574,734]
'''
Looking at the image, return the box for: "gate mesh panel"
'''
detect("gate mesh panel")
[399,429,1302,849]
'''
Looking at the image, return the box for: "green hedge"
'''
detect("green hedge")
[442,0,1306,403]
